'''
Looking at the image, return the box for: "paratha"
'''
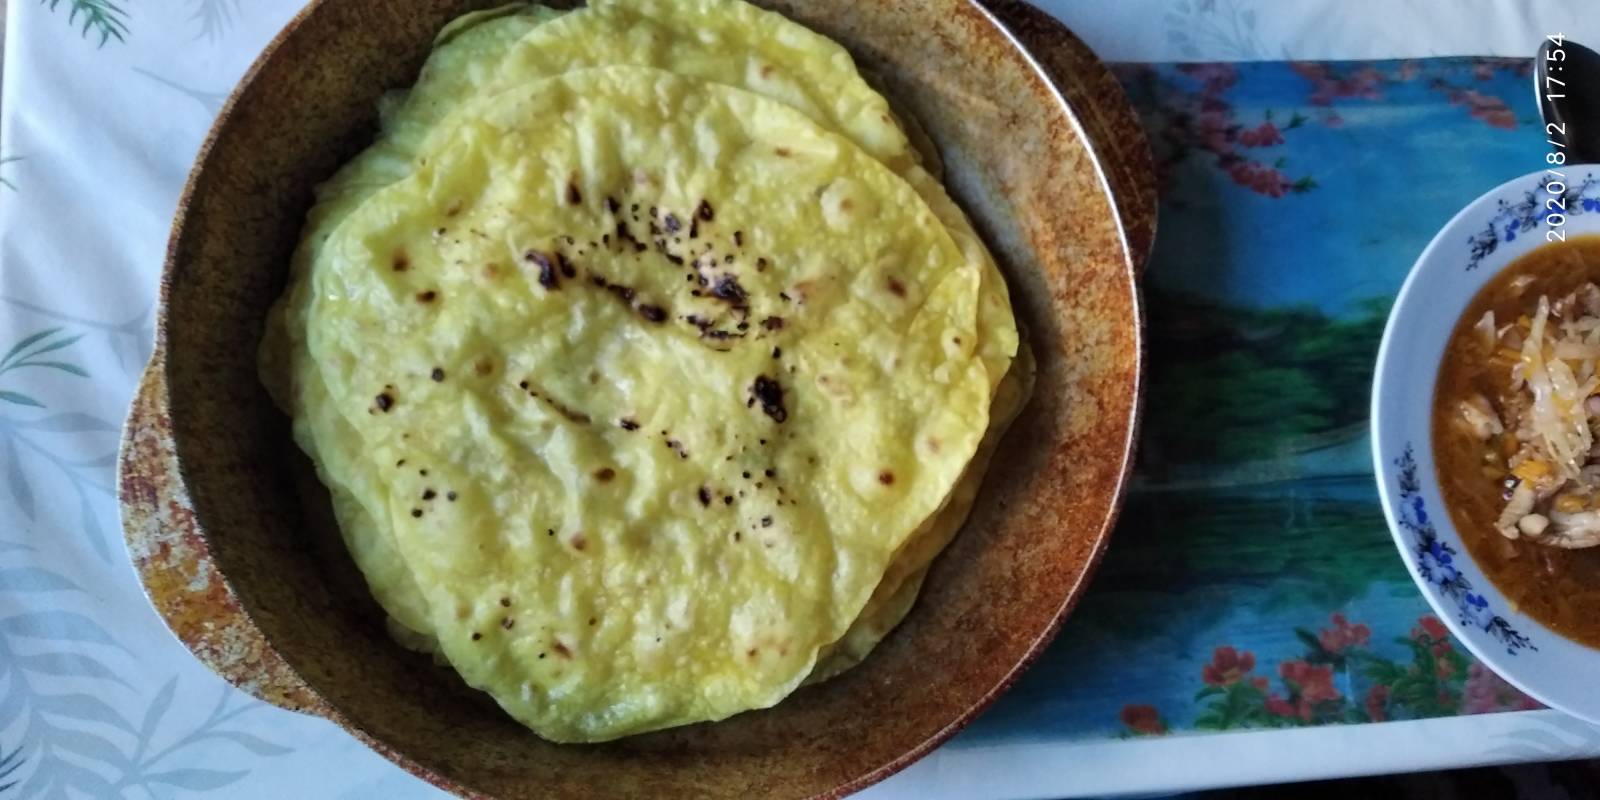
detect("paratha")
[259,0,1030,741]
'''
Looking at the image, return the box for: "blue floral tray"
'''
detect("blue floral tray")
[950,57,1547,747]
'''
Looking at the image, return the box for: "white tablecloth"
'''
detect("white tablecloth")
[3,2,1599,798]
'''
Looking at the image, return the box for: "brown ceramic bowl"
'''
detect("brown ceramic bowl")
[118,1,1151,797]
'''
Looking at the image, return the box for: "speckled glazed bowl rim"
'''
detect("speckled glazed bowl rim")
[1372,167,1600,725]
[138,1,1152,797]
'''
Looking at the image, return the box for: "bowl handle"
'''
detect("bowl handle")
[979,0,1158,273]
[118,346,335,719]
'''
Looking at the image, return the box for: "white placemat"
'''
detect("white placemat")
[3,2,1599,798]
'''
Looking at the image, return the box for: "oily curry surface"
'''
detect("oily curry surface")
[1435,234,1600,648]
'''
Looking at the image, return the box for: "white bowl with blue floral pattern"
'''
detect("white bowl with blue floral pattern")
[1374,167,1600,725]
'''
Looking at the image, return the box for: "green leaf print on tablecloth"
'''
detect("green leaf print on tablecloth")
[0,742,20,793]
[0,744,23,793]
[0,320,290,797]
[0,157,21,193]
[132,68,228,114]
[188,0,240,42]
[39,0,129,47]
[0,318,145,794]
[0,558,293,797]
[0,551,130,797]
[0,327,121,561]
[1,328,89,394]
[1161,0,1269,64]
[0,299,153,377]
